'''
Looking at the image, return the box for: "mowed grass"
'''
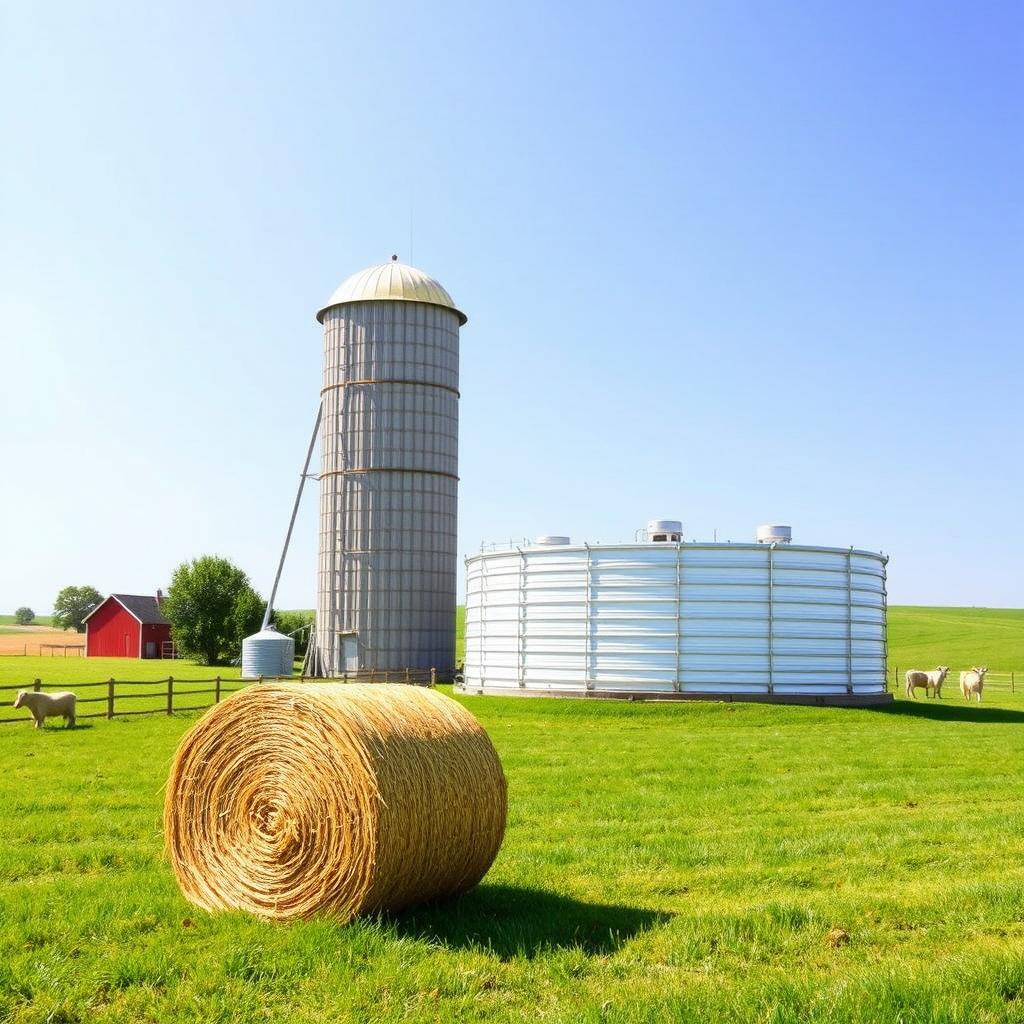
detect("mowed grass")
[1,608,1024,1022]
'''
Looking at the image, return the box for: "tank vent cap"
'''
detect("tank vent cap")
[756,524,792,544]
[646,519,683,542]
[535,535,571,546]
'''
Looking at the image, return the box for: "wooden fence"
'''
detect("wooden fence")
[0,642,86,658]
[38,644,86,657]
[890,667,1016,694]
[0,668,439,726]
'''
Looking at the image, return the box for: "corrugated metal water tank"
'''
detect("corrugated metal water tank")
[242,626,295,678]
[460,533,889,705]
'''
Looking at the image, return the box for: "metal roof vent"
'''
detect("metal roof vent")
[535,535,571,546]
[756,524,792,544]
[646,519,682,543]
[241,625,295,678]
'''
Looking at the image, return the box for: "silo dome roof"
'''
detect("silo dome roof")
[316,258,467,325]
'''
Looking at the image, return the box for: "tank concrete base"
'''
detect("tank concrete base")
[454,686,893,708]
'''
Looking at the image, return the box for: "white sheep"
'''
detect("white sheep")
[904,666,949,699]
[13,689,77,729]
[960,667,988,703]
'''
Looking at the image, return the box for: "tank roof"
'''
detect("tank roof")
[316,257,467,325]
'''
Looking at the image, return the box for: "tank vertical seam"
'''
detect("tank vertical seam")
[846,548,854,694]
[881,554,890,693]
[479,555,487,688]
[584,544,592,691]
[674,542,682,692]
[768,544,775,696]
[517,547,526,688]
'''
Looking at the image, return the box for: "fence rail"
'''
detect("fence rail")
[890,667,1016,694]
[0,668,439,726]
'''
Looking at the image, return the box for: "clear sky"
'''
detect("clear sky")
[1,1,1021,614]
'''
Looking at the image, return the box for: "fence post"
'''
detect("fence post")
[430,668,437,687]
[107,678,115,719]
[215,675,221,703]
[166,676,174,716]
[258,675,264,686]
[405,667,410,684]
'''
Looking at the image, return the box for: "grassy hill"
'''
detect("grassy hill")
[0,613,55,627]
[888,606,1024,674]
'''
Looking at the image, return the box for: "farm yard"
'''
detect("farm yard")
[1,607,1023,1023]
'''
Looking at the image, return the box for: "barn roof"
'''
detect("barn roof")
[84,594,170,626]
[113,594,170,625]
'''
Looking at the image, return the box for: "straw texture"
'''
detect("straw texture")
[164,683,507,922]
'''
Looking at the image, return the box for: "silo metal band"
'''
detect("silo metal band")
[318,468,460,482]
[320,380,460,398]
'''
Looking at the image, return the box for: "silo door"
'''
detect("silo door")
[343,637,359,673]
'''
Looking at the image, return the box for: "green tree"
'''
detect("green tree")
[162,556,264,665]
[52,586,102,633]
[14,607,35,625]
[230,587,266,652]
[272,609,315,656]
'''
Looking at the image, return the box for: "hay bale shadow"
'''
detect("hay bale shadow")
[391,884,670,959]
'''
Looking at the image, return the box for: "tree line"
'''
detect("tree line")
[31,558,313,666]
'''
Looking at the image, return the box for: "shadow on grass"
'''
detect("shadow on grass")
[390,884,670,959]
[873,701,1024,725]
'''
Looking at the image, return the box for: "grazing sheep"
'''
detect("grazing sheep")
[13,690,77,729]
[960,667,988,703]
[905,666,949,699]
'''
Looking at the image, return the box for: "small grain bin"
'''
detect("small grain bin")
[241,625,295,678]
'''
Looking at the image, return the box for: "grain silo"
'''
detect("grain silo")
[313,257,465,676]
[461,520,890,705]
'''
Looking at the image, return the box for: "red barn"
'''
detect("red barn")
[84,593,173,659]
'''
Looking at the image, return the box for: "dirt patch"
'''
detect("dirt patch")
[0,629,85,656]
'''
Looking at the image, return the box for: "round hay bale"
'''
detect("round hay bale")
[164,683,507,922]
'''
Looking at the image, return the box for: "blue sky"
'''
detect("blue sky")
[1,1,1021,613]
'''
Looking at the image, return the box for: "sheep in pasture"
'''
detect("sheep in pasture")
[904,666,949,699]
[960,667,988,703]
[13,690,77,728]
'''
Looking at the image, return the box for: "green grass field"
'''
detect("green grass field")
[2,607,1023,1023]
[0,659,247,721]
[0,614,55,627]
[889,606,1024,674]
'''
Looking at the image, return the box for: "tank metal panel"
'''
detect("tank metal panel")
[464,543,887,697]
[316,299,460,674]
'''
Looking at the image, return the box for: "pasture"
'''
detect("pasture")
[1,608,1023,1022]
